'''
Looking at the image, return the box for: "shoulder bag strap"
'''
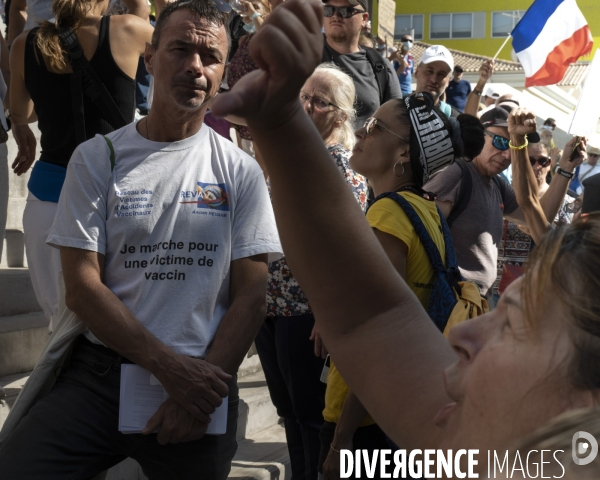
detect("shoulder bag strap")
[363,47,388,105]
[58,27,128,142]
[446,159,473,228]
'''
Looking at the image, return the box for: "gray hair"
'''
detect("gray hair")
[311,63,357,150]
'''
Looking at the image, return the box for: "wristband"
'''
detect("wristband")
[473,89,482,96]
[330,444,341,454]
[251,12,262,20]
[509,135,528,150]
[555,166,574,179]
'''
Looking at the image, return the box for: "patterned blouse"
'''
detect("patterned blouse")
[227,35,255,141]
[266,144,368,317]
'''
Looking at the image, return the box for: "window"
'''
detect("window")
[394,14,424,40]
[430,13,473,39]
[492,11,525,38]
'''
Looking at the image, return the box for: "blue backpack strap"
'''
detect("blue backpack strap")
[375,192,446,275]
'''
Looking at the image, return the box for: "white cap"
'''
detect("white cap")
[484,84,502,98]
[419,45,454,71]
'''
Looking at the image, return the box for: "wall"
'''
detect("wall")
[393,0,600,61]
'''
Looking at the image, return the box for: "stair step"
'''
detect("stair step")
[0,312,49,377]
[0,268,41,316]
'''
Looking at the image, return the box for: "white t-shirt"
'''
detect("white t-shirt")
[578,163,600,188]
[48,123,281,357]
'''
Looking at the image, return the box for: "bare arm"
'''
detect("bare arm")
[0,32,11,107]
[504,109,546,244]
[212,2,456,448]
[464,60,493,117]
[7,0,27,46]
[204,254,268,375]
[121,0,151,20]
[61,247,231,421]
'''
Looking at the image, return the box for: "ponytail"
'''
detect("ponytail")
[36,0,93,71]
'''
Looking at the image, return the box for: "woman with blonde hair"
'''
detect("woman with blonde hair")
[255,63,367,480]
[9,0,153,331]
[213,0,600,475]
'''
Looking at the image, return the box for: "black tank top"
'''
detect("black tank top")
[25,16,136,168]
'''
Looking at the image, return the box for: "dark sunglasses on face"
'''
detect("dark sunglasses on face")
[529,156,551,168]
[484,130,510,151]
[323,5,365,18]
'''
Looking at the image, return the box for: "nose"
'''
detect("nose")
[501,148,511,160]
[302,98,313,114]
[186,53,204,77]
[355,126,366,140]
[447,314,489,363]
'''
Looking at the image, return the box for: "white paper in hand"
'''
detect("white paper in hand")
[569,49,600,137]
[118,364,228,435]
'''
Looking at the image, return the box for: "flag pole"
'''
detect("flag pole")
[493,34,512,61]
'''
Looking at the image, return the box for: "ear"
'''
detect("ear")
[144,42,155,76]
[361,12,369,27]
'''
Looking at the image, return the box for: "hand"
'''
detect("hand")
[323,442,352,480]
[478,60,494,83]
[507,107,537,138]
[142,398,209,444]
[309,323,328,358]
[388,50,399,62]
[158,355,231,422]
[241,0,257,15]
[11,123,37,176]
[560,136,587,171]
[211,0,323,130]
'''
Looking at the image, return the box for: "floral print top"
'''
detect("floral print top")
[266,144,368,316]
[227,35,255,141]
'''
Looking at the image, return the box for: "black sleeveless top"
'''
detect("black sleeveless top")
[25,16,136,168]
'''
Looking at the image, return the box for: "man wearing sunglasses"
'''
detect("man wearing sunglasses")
[578,145,600,191]
[425,105,581,301]
[321,0,400,128]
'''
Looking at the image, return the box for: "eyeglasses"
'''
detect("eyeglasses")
[484,130,510,151]
[300,92,339,110]
[529,156,551,168]
[364,117,409,142]
[589,153,600,158]
[323,5,365,18]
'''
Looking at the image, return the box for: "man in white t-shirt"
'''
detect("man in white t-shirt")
[0,0,281,478]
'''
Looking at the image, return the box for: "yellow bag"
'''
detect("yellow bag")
[443,281,488,337]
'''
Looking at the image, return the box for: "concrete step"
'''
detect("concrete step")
[0,312,49,377]
[0,268,41,316]
[104,423,289,480]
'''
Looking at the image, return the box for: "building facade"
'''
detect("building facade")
[383,0,599,61]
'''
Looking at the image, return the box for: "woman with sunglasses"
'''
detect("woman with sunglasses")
[489,139,583,308]
[319,93,484,480]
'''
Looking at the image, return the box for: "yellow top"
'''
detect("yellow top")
[322,192,445,426]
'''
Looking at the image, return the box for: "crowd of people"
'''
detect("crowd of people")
[0,0,599,478]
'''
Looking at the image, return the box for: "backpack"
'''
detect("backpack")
[371,192,488,336]
[322,40,389,105]
[447,159,507,228]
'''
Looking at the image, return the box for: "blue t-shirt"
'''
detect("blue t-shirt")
[445,79,472,112]
[394,52,414,96]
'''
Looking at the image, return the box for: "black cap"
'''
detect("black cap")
[480,106,541,143]
[323,0,368,11]
[582,174,600,214]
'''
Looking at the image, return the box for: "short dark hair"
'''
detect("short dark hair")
[454,65,464,73]
[152,0,231,51]
[544,117,557,126]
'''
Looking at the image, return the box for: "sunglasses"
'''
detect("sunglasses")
[484,130,510,151]
[364,117,409,142]
[300,92,339,110]
[323,5,365,18]
[529,156,551,168]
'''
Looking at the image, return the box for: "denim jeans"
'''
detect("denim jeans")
[255,314,326,480]
[0,336,239,479]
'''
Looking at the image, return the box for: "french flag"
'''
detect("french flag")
[512,0,593,87]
